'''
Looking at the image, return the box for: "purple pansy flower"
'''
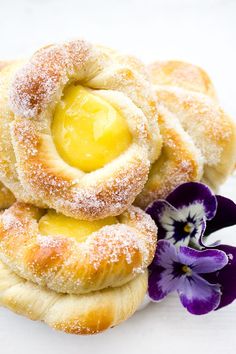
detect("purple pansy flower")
[147,182,221,247]
[146,181,236,313]
[148,240,228,315]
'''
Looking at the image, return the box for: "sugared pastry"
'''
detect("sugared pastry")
[0,62,16,209]
[0,40,161,220]
[0,261,148,335]
[0,202,157,294]
[136,60,236,208]
[0,202,157,334]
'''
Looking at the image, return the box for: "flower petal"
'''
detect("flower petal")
[178,246,228,273]
[146,200,177,240]
[152,239,178,267]
[148,267,180,301]
[149,240,182,301]
[205,196,236,236]
[204,245,236,310]
[178,273,221,315]
[166,182,217,220]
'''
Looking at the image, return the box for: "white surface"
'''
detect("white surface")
[0,0,236,353]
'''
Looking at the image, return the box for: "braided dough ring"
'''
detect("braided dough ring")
[0,261,147,335]
[0,62,16,209]
[1,40,161,220]
[0,203,156,294]
[135,61,236,208]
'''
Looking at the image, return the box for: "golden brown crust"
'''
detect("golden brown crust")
[0,202,157,294]
[0,261,148,335]
[149,60,217,100]
[0,40,161,220]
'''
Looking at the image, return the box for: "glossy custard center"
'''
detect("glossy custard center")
[52,85,132,172]
[38,210,118,242]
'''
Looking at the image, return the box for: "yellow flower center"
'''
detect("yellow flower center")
[184,223,193,234]
[182,265,192,275]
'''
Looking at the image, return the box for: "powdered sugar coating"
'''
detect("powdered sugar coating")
[10,41,93,118]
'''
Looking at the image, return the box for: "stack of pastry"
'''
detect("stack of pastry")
[0,40,235,335]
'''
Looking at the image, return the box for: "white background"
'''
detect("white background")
[0,0,236,353]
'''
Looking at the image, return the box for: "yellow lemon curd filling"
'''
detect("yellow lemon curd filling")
[38,210,118,242]
[52,85,132,172]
